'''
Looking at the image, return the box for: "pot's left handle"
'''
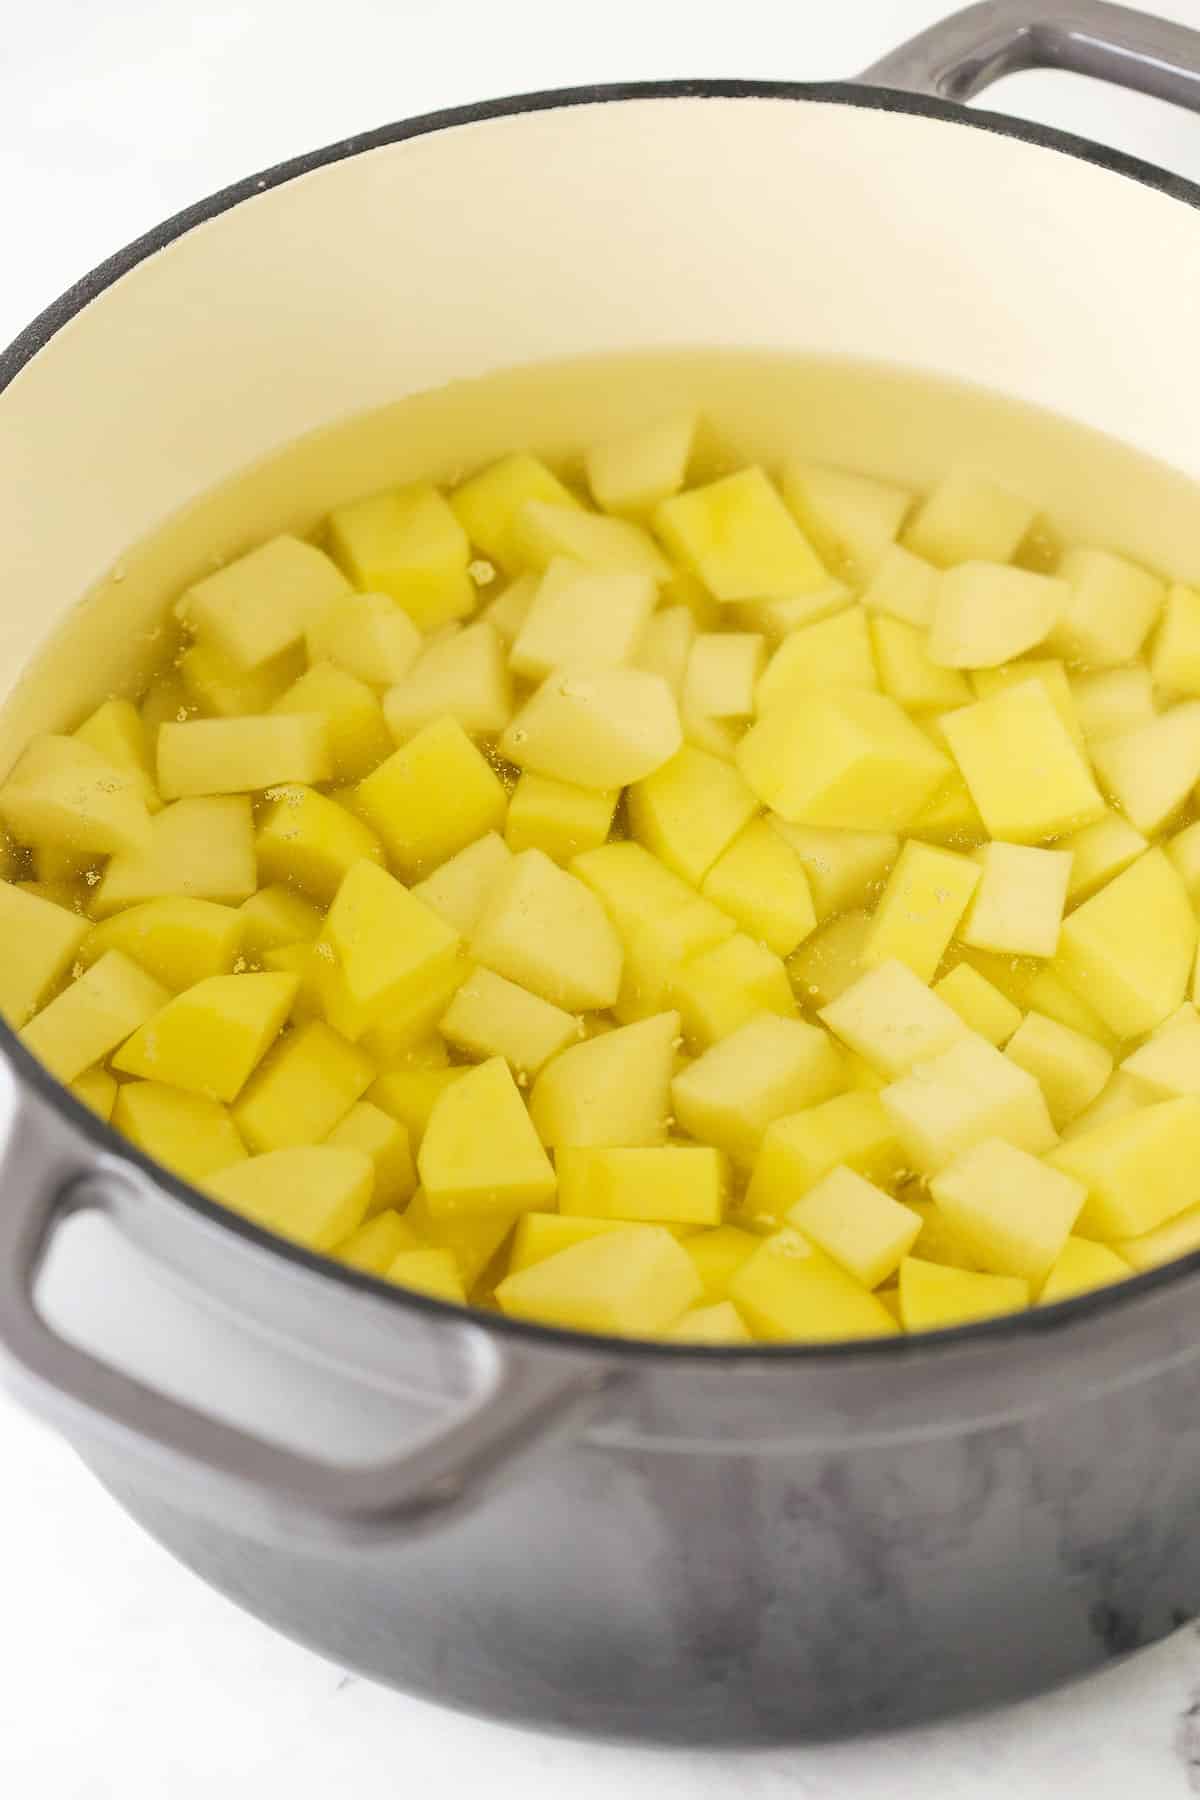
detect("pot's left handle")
[0,1086,619,1544]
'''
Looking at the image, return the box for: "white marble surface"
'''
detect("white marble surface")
[4,2,1200,1793]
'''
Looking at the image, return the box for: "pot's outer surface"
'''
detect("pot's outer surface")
[5,0,1200,1743]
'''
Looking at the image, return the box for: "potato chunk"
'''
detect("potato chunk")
[471,848,622,1012]
[738,690,949,830]
[496,1226,700,1336]
[655,467,827,601]
[22,951,169,1084]
[113,971,297,1101]
[355,716,507,879]
[419,1057,556,1218]
[500,668,681,789]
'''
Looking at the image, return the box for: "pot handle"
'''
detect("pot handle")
[860,0,1200,111]
[0,1086,618,1543]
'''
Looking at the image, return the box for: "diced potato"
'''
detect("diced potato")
[439,966,579,1076]
[327,483,474,630]
[262,943,323,1023]
[930,1137,1084,1285]
[699,819,816,958]
[671,932,793,1049]
[634,604,695,696]
[1004,1012,1112,1130]
[1114,1203,1200,1272]
[730,1233,897,1341]
[451,453,580,576]
[1039,1235,1131,1302]
[403,1186,516,1290]
[325,1102,416,1211]
[654,467,827,601]
[505,773,617,865]
[780,459,912,582]
[870,616,972,713]
[571,838,711,930]
[768,821,897,922]
[238,887,323,959]
[683,633,765,719]
[1061,813,1148,906]
[862,841,980,982]
[69,1066,118,1120]
[613,900,736,1025]
[113,971,297,1101]
[314,860,461,1042]
[941,680,1105,843]
[738,689,950,830]
[93,796,257,917]
[1150,583,1200,694]
[881,1033,1057,1174]
[500,668,681,789]
[1091,703,1200,836]
[232,1019,375,1152]
[509,562,657,685]
[511,501,671,582]
[256,785,384,904]
[903,470,1035,568]
[179,640,305,723]
[1070,666,1157,744]
[419,1057,555,1217]
[383,621,514,743]
[140,670,196,750]
[788,908,873,1009]
[355,716,507,879]
[409,831,512,937]
[81,897,243,990]
[1122,1006,1200,1098]
[508,1213,634,1273]
[905,1195,981,1271]
[933,963,1022,1047]
[861,543,939,627]
[385,1246,468,1303]
[788,1166,921,1288]
[671,1013,845,1165]
[898,1256,1028,1330]
[471,847,621,1012]
[1047,546,1164,667]
[960,842,1071,960]
[821,959,969,1077]
[182,536,352,670]
[927,564,1065,668]
[678,696,741,763]
[271,662,391,782]
[0,881,89,1027]
[206,1146,373,1251]
[730,582,853,643]
[114,1081,247,1184]
[497,1226,701,1335]
[586,412,696,518]
[745,1091,906,1222]
[1057,850,1195,1038]
[335,1209,422,1275]
[74,698,161,812]
[1167,820,1200,906]
[755,609,878,715]
[22,951,169,1084]
[969,659,1083,747]
[305,591,422,687]
[529,1013,675,1154]
[1061,1069,1153,1140]
[1,735,152,859]
[1049,1098,1200,1238]
[666,1301,753,1344]
[369,1067,470,1150]
[628,746,759,887]
[558,1145,725,1227]
[157,715,331,799]
[683,1225,761,1301]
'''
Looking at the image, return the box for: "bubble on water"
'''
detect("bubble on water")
[84,869,100,886]
[468,560,496,586]
[232,956,248,973]
[315,941,335,963]
[516,1070,529,1088]
[175,708,190,723]
[510,728,527,745]
[111,566,127,584]
[71,960,85,981]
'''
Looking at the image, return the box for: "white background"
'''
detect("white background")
[4,2,1200,1794]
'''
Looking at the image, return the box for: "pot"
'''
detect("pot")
[3,0,1200,1745]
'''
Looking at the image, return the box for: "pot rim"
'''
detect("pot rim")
[4,74,1200,1367]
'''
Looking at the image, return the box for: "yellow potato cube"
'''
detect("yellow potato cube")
[655,467,827,601]
[821,959,969,1077]
[930,1137,1084,1285]
[1020,965,1119,1058]
[902,469,1036,568]
[507,1213,641,1273]
[403,1185,516,1290]
[730,581,853,643]
[356,954,468,1065]
[325,1102,416,1212]
[385,1247,468,1304]
[881,1033,1057,1174]
[1047,546,1164,667]
[0,881,89,1027]
[1061,1070,1153,1140]
[140,668,195,746]
[232,1019,375,1152]
[471,848,622,1012]
[699,819,817,958]
[93,797,257,916]
[862,841,980,982]
[1,735,152,859]
[730,1233,897,1341]
[114,1081,247,1184]
[1049,1098,1200,1238]
[671,932,793,1049]
[612,909,735,1026]
[409,831,512,936]
[768,822,898,922]
[69,1066,118,1120]
[510,500,671,581]
[870,616,972,713]
[861,543,939,627]
[969,659,1083,747]
[272,662,391,782]
[780,459,912,582]
[334,1209,422,1275]
[81,897,243,991]
[738,689,950,830]
[1057,849,1195,1038]
[450,452,580,576]
[683,1226,761,1301]
[787,909,873,1009]
[113,971,297,1102]
[481,570,539,644]
[1123,1006,1200,1098]
[927,564,1066,668]
[1167,820,1200,906]
[682,633,764,720]
[558,1145,725,1227]
[369,1067,470,1151]
[745,1091,906,1223]
[383,621,513,742]
[22,951,169,1084]
[305,591,422,687]
[1039,1235,1132,1302]
[74,698,161,812]
[666,1301,753,1344]
[898,1256,1029,1330]
[932,963,1022,1047]
[1113,1203,1200,1272]
[183,537,351,670]
[179,641,304,721]
[905,1196,981,1271]
[529,1011,678,1150]
[314,860,461,1043]
[635,605,695,696]
[157,715,331,799]
[238,887,323,959]
[1005,1012,1113,1130]
[439,966,579,1076]
[256,784,384,904]
[505,773,617,865]
[1091,703,1200,837]
[585,412,696,517]
[509,561,658,683]
[500,668,681,789]
[262,943,323,1022]
[628,746,759,887]
[419,1057,555,1218]
[1150,583,1200,694]
[788,1166,921,1289]
[1060,812,1148,906]
[960,842,1071,960]
[1070,666,1156,744]
[206,1146,373,1251]
[755,608,879,712]
[497,1226,701,1336]
[571,839,711,929]
[355,716,507,879]
[941,680,1104,843]
[327,483,474,631]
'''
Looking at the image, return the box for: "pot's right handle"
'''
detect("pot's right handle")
[861,0,1200,112]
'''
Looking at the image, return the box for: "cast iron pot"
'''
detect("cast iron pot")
[3,0,1200,1745]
